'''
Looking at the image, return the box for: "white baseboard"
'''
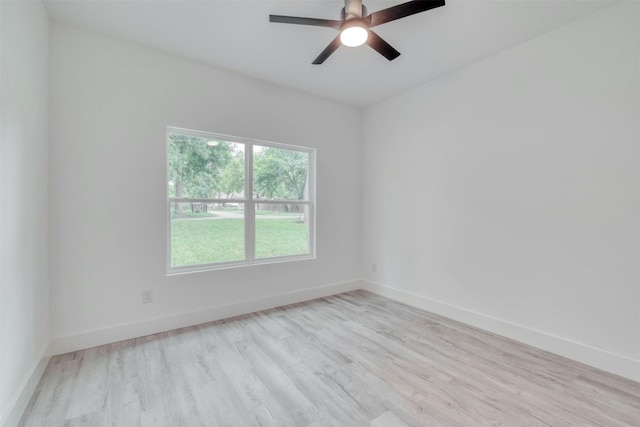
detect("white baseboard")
[363,280,640,382]
[49,279,363,356]
[0,347,49,427]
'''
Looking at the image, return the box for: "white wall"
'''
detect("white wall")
[362,2,639,380]
[49,24,362,352]
[0,1,50,426]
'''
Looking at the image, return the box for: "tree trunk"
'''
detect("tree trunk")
[174,173,184,217]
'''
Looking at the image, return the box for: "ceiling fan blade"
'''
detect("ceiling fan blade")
[312,35,342,65]
[366,31,401,61]
[344,0,363,19]
[365,0,445,28]
[269,15,342,29]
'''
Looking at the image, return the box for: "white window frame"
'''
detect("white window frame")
[166,127,316,275]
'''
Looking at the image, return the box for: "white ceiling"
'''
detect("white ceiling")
[43,0,615,108]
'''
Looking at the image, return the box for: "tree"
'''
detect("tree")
[168,134,233,215]
[253,147,308,201]
[219,155,244,199]
[253,150,280,200]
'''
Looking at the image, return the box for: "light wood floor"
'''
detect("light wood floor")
[20,291,640,426]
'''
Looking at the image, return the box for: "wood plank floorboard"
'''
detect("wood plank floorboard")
[19,290,640,426]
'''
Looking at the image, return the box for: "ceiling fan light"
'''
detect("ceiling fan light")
[340,26,368,47]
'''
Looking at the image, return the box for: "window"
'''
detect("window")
[167,127,315,273]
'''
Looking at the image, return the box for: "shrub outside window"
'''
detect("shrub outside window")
[167,127,315,274]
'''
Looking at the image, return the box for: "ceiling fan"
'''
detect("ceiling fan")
[269,0,445,64]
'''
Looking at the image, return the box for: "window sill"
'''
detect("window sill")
[166,254,316,276]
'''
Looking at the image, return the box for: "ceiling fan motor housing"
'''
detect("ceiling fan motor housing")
[341,5,367,21]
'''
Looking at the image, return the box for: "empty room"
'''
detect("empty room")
[1,0,638,425]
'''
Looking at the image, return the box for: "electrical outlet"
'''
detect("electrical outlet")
[142,290,153,304]
[372,263,377,273]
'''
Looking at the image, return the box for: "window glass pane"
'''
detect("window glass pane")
[170,202,245,266]
[168,133,245,199]
[255,204,309,259]
[253,145,309,200]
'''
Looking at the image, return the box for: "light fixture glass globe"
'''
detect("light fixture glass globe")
[340,26,368,47]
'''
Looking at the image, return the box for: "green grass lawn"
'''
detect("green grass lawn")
[171,218,309,267]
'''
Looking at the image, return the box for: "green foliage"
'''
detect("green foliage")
[169,135,308,202]
[253,147,308,200]
[171,218,309,266]
[219,155,244,198]
[168,133,234,199]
